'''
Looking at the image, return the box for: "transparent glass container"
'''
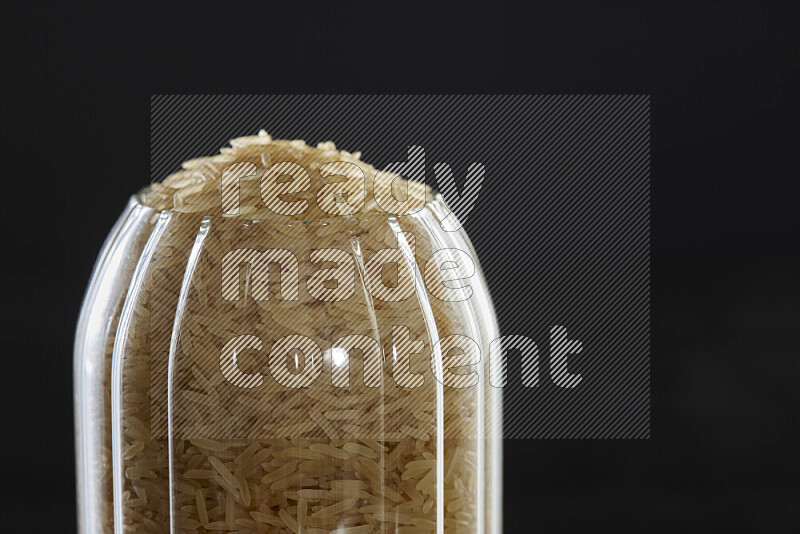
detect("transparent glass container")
[75,136,502,534]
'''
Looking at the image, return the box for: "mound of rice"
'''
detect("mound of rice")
[79,132,498,533]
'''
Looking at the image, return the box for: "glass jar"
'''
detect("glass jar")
[75,134,502,533]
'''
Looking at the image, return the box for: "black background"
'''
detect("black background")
[1,1,798,532]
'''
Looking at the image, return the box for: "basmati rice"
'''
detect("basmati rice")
[77,132,499,533]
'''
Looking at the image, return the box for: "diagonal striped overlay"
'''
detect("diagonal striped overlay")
[151,95,650,439]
